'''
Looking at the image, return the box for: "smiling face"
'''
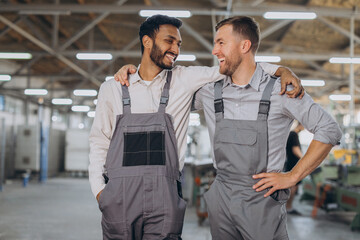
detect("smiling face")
[212,24,243,76]
[149,24,182,69]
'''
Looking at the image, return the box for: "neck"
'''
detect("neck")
[138,54,163,81]
[231,57,256,86]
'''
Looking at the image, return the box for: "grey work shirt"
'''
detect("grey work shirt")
[193,64,342,172]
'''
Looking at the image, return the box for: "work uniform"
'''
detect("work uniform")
[205,77,289,240]
[192,64,342,240]
[98,72,186,239]
[89,63,279,238]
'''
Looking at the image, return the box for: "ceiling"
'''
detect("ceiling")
[0,0,359,113]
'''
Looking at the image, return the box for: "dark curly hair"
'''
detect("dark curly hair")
[139,14,182,54]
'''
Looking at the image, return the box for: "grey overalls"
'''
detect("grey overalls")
[204,78,290,240]
[98,71,187,240]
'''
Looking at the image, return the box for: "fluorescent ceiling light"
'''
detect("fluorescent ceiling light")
[0,74,11,81]
[176,54,196,61]
[329,94,351,101]
[0,52,32,59]
[93,99,98,105]
[73,89,98,97]
[87,111,96,118]
[301,80,325,87]
[105,76,113,81]
[24,89,48,96]
[52,98,73,105]
[139,10,191,18]
[329,57,360,64]
[71,105,90,112]
[255,56,281,63]
[263,12,317,20]
[76,53,112,60]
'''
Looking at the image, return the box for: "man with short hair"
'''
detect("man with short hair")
[91,15,303,239]
[192,16,342,239]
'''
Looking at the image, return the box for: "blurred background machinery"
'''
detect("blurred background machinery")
[301,125,360,231]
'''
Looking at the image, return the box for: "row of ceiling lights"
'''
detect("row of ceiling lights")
[138,10,318,20]
[0,10,356,105]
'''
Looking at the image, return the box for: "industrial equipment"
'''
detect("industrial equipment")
[301,125,360,231]
[14,125,65,177]
[64,129,90,174]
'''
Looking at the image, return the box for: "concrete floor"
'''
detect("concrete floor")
[0,177,359,240]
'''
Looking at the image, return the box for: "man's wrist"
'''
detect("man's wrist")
[274,66,286,77]
[288,170,301,185]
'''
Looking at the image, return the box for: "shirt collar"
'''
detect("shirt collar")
[223,63,263,91]
[129,64,169,85]
[248,63,263,91]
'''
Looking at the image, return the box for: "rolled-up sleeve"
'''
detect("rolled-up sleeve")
[282,93,342,145]
[88,82,114,197]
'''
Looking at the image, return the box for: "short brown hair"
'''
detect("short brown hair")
[215,16,260,54]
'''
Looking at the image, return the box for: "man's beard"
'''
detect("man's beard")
[150,42,174,70]
[220,56,241,76]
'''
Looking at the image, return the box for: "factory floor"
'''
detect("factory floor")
[0,177,359,240]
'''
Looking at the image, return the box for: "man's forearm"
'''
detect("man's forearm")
[290,140,333,182]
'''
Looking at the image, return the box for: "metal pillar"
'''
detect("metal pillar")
[0,118,6,192]
[38,99,48,183]
[349,15,355,125]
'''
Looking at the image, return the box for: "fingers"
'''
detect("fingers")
[254,180,272,192]
[96,190,103,202]
[264,187,277,197]
[252,173,268,179]
[280,81,286,95]
[114,71,120,82]
[119,73,129,86]
[298,87,305,99]
[130,66,137,73]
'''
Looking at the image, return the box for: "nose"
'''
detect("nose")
[212,45,219,56]
[171,43,179,55]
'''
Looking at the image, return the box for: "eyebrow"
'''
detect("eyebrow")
[214,37,224,44]
[166,35,182,44]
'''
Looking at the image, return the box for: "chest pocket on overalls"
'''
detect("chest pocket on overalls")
[123,131,165,166]
[216,128,258,173]
[217,128,257,145]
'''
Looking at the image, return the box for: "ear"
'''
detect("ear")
[142,35,153,50]
[241,40,252,54]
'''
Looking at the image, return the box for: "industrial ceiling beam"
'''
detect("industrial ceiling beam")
[93,36,139,75]
[318,16,360,45]
[260,20,294,40]
[0,16,23,39]
[181,22,213,52]
[0,15,102,87]
[6,50,358,61]
[304,60,343,81]
[59,13,109,51]
[1,4,359,19]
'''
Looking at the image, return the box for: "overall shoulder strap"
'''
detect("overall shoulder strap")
[121,84,131,114]
[258,76,276,120]
[158,71,172,113]
[214,79,224,122]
